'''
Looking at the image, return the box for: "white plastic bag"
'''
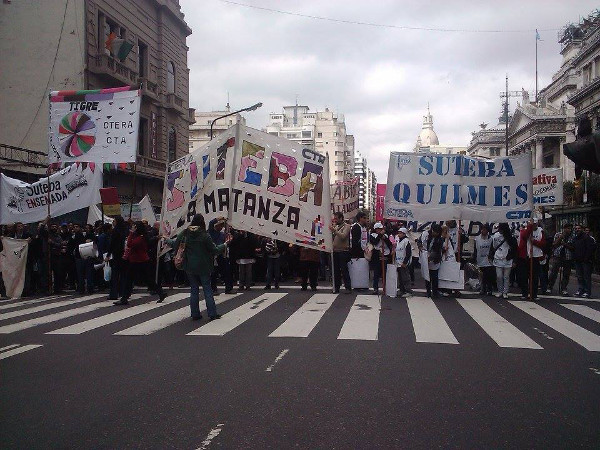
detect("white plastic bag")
[103,264,111,282]
[348,258,369,289]
[385,264,397,298]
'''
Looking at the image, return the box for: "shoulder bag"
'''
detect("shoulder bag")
[174,231,187,270]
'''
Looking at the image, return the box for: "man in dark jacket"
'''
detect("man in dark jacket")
[349,211,368,259]
[573,224,596,298]
[209,217,233,294]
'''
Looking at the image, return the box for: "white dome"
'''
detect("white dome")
[419,128,439,146]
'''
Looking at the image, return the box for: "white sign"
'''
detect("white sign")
[0,237,28,298]
[533,168,563,206]
[331,177,359,221]
[0,164,103,224]
[384,152,533,222]
[228,125,333,251]
[160,127,236,249]
[48,87,140,163]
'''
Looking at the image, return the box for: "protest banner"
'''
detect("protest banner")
[384,152,533,222]
[0,237,29,298]
[228,125,333,251]
[138,195,157,224]
[331,177,359,221]
[533,168,563,206]
[375,183,387,221]
[0,163,102,224]
[159,128,236,253]
[48,86,140,164]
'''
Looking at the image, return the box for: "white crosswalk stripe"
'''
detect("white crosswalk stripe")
[0,344,21,352]
[561,304,600,324]
[0,294,145,334]
[188,293,286,336]
[46,293,189,335]
[0,294,105,320]
[270,293,337,338]
[338,295,380,341]
[115,293,240,335]
[510,301,600,351]
[457,299,542,349]
[0,295,71,311]
[0,344,43,360]
[406,296,459,344]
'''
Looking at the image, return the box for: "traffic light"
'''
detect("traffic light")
[563,118,600,177]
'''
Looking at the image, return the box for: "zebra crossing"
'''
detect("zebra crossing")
[1,290,600,353]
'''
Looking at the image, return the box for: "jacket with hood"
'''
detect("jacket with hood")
[167,226,226,276]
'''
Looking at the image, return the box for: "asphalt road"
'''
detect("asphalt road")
[1,281,599,449]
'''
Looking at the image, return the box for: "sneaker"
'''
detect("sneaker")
[495,293,502,298]
[582,293,590,298]
[561,290,569,296]
[574,291,583,297]
[502,293,509,299]
[440,291,449,297]
[301,286,307,291]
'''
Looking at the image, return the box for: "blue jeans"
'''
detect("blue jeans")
[575,261,593,295]
[75,258,94,294]
[266,257,281,287]
[188,272,218,319]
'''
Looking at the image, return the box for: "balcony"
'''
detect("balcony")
[137,155,166,177]
[164,92,187,116]
[188,108,196,124]
[139,77,160,103]
[90,53,138,85]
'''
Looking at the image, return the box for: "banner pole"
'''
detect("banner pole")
[330,250,335,294]
[129,163,138,221]
[101,167,105,224]
[46,167,52,294]
[155,160,170,285]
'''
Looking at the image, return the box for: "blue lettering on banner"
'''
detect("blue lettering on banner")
[506,210,532,220]
[416,155,516,178]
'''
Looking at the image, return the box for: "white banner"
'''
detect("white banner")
[0,237,28,299]
[229,125,333,251]
[160,128,236,252]
[48,87,140,163]
[331,177,359,221]
[384,152,533,222]
[138,195,157,224]
[533,168,563,206]
[0,164,103,224]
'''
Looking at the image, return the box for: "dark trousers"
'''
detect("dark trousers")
[548,258,572,292]
[481,266,495,293]
[575,261,593,296]
[425,269,439,298]
[300,261,319,289]
[397,266,410,294]
[211,255,233,291]
[109,261,127,299]
[517,257,540,298]
[121,261,164,300]
[332,251,351,291]
[75,258,94,294]
[265,257,281,287]
[51,255,65,294]
[539,262,549,293]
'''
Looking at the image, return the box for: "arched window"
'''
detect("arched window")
[168,126,176,162]
[167,62,175,94]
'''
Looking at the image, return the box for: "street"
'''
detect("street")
[1,283,599,449]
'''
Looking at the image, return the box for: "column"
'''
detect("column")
[534,138,543,169]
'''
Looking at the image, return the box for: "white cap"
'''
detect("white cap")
[398,227,408,235]
[373,222,384,230]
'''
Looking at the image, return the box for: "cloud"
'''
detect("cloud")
[181,0,598,181]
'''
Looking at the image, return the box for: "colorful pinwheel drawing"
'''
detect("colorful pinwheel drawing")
[58,112,96,157]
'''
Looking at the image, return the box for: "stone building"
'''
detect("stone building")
[0,0,193,207]
[414,106,467,154]
[467,110,509,158]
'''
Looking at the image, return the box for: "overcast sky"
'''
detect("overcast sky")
[181,0,597,182]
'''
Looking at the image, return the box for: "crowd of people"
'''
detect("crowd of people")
[0,212,597,320]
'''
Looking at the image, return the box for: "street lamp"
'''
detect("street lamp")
[210,102,263,140]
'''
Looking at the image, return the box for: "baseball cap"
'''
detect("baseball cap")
[398,227,408,235]
[373,222,384,229]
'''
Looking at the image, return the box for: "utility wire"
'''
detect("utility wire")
[19,0,69,148]
[218,0,560,33]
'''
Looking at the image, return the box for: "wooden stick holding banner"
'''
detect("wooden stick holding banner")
[155,159,170,285]
[46,168,52,294]
[129,162,138,221]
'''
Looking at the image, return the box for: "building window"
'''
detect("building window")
[302,131,312,138]
[138,41,148,78]
[317,132,322,138]
[269,132,278,136]
[207,131,211,137]
[333,132,338,137]
[168,126,177,162]
[138,117,148,156]
[167,62,175,94]
[543,154,554,167]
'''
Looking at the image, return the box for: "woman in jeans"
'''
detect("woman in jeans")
[491,222,514,299]
[165,214,230,321]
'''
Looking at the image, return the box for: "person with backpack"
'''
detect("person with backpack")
[164,214,230,320]
[490,222,516,299]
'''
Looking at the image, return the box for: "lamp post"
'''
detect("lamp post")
[210,102,263,140]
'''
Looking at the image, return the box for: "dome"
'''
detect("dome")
[419,128,439,146]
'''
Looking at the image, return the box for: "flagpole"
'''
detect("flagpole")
[535,29,539,103]
[129,162,138,221]
[46,166,53,294]
[155,160,170,285]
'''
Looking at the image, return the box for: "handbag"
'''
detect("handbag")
[438,257,460,281]
[173,232,187,270]
[488,239,505,261]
